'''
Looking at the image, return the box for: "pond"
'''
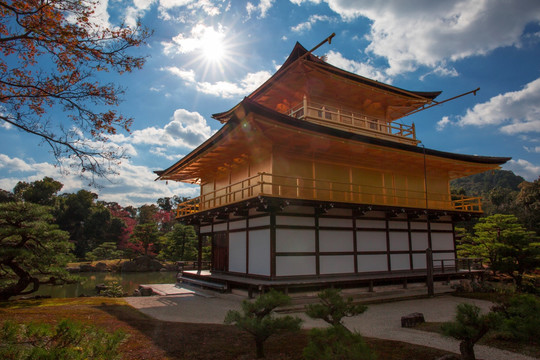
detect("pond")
[17,272,178,299]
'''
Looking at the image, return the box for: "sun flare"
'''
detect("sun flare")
[200,31,226,63]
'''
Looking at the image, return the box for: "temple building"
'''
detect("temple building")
[155,41,509,292]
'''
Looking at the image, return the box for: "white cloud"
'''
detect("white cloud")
[0,153,198,207]
[157,0,223,21]
[325,50,391,83]
[113,108,213,149]
[161,66,196,82]
[291,14,333,33]
[504,159,540,181]
[246,0,274,18]
[524,146,540,153]
[150,147,183,161]
[164,66,272,98]
[162,23,226,55]
[293,0,540,75]
[0,154,34,172]
[437,116,451,131]
[420,65,459,81]
[453,77,540,134]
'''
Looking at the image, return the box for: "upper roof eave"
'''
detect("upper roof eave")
[159,98,510,181]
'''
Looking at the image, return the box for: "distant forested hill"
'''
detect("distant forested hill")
[450,170,525,197]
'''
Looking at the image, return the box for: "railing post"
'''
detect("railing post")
[303,95,307,118]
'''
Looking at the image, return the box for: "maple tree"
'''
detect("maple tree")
[0,0,150,181]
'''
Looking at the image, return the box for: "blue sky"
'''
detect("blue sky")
[1,0,540,206]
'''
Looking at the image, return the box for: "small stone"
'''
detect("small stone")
[401,312,425,328]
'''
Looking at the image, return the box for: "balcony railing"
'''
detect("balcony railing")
[176,172,482,217]
[286,98,418,145]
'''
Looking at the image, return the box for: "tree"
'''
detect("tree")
[55,189,97,257]
[0,0,150,180]
[459,214,539,288]
[494,294,540,344]
[159,223,197,261]
[85,242,124,261]
[130,222,159,256]
[490,224,539,289]
[303,288,374,360]
[0,319,126,359]
[516,177,540,234]
[13,177,63,206]
[0,202,74,300]
[305,288,367,331]
[441,303,499,360]
[224,289,302,358]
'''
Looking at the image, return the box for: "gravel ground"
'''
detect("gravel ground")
[126,292,537,360]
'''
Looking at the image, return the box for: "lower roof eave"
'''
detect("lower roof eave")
[176,197,482,225]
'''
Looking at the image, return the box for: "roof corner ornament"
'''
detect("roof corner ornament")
[300,33,336,61]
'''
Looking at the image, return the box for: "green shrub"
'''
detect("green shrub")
[305,288,367,328]
[0,318,126,360]
[224,289,302,358]
[101,281,125,298]
[85,242,125,261]
[441,303,499,360]
[495,294,540,343]
[303,326,376,360]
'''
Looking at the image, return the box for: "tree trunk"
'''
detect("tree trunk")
[255,339,265,358]
[460,340,476,360]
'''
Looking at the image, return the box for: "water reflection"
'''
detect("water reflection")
[18,272,177,298]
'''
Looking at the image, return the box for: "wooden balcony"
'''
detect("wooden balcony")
[286,98,419,145]
[176,172,482,218]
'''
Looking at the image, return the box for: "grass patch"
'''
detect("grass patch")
[416,321,540,359]
[0,297,456,360]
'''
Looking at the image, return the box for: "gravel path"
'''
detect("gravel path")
[126,292,537,360]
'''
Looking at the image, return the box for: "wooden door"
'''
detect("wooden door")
[212,232,228,272]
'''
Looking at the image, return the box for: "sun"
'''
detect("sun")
[200,30,226,64]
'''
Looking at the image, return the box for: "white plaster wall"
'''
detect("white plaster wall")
[357,254,388,272]
[228,232,246,273]
[200,225,212,234]
[357,231,387,251]
[389,232,409,251]
[412,253,427,269]
[389,221,408,229]
[248,229,270,276]
[249,216,270,227]
[357,219,386,229]
[320,255,355,274]
[276,256,316,276]
[431,233,454,251]
[319,230,354,252]
[319,217,353,228]
[433,252,455,266]
[276,229,315,252]
[410,222,428,230]
[276,216,314,226]
[214,223,227,232]
[229,220,246,230]
[411,232,429,251]
[431,223,453,231]
[391,254,410,271]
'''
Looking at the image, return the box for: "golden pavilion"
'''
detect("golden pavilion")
[156,40,509,292]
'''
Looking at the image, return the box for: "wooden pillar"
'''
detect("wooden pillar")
[197,232,203,275]
[426,248,434,296]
